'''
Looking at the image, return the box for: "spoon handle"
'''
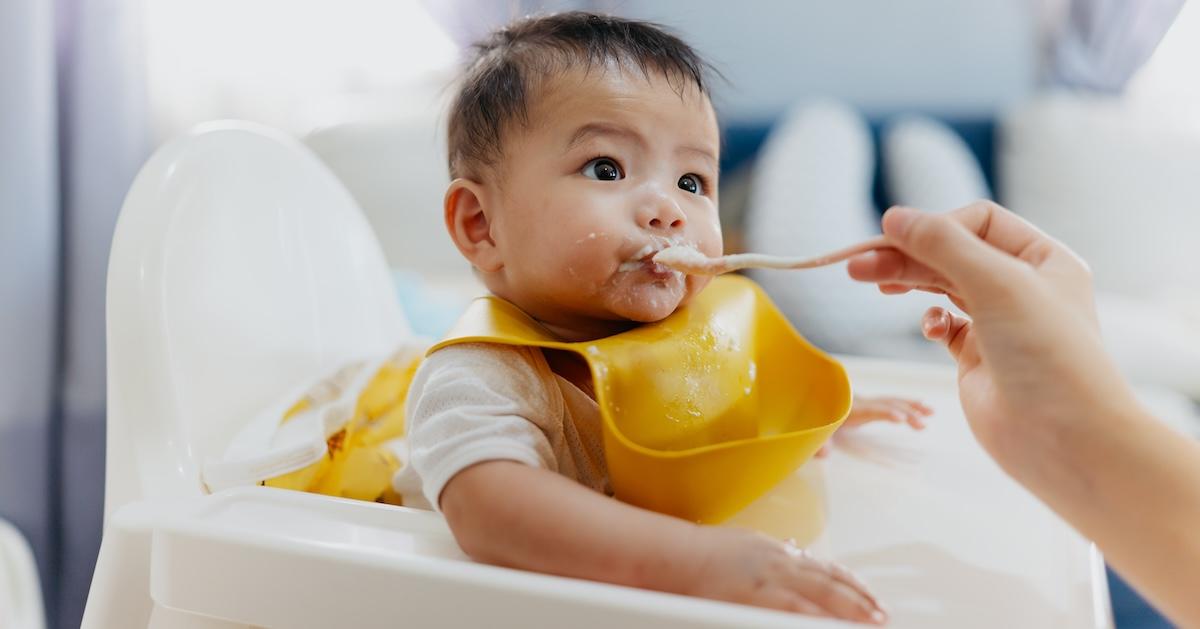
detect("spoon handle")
[720,236,891,272]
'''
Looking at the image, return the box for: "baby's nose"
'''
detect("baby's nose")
[639,195,686,230]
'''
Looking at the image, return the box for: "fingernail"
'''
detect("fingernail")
[855,250,880,264]
[870,610,888,624]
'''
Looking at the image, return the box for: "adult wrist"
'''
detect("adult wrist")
[987,383,1146,500]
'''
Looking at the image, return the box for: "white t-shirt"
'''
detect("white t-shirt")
[394,342,611,510]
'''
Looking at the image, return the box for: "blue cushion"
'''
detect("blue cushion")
[721,116,996,214]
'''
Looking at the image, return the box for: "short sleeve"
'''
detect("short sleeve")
[403,343,564,509]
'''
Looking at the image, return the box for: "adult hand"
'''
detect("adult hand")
[845,201,1134,472]
[846,200,1200,626]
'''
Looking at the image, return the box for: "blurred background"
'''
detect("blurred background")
[2,1,1198,627]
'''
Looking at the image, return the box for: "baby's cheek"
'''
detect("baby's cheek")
[696,224,724,258]
[544,231,598,269]
[559,247,613,287]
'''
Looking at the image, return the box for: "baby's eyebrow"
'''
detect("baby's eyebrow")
[565,122,645,152]
[567,122,718,170]
[678,145,718,169]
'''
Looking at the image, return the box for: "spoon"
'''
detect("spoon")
[653,236,891,276]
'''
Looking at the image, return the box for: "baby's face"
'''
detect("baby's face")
[480,68,722,340]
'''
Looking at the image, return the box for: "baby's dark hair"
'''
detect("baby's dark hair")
[447,11,715,179]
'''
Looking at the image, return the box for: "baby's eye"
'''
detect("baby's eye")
[582,157,624,181]
[678,174,703,195]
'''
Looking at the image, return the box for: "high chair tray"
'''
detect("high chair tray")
[822,357,1110,628]
[132,488,847,628]
[105,356,1109,628]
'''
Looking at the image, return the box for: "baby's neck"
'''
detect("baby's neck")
[538,317,639,343]
[485,287,641,341]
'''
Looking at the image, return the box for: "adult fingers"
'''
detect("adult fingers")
[889,201,1051,265]
[878,203,1035,302]
[848,248,955,295]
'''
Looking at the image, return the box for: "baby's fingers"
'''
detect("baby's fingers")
[785,547,887,624]
[905,400,934,416]
[847,398,930,429]
[880,399,931,429]
[898,401,930,430]
[844,404,903,427]
[758,589,829,618]
[789,565,887,625]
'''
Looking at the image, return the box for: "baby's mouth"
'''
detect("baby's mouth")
[618,241,680,278]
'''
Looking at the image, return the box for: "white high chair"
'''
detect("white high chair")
[82,121,845,628]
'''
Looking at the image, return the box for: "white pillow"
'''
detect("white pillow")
[1001,93,1200,398]
[1096,291,1200,400]
[999,92,1200,299]
[883,115,991,212]
[744,102,946,361]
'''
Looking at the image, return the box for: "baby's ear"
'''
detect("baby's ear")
[444,178,503,272]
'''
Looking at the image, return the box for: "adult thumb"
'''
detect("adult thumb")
[881,206,1022,298]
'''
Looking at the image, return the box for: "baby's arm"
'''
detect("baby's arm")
[410,345,884,621]
[440,460,886,624]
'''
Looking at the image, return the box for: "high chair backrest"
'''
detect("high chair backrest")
[104,121,409,522]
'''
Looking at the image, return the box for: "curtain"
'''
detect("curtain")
[0,1,149,627]
[0,0,60,622]
[1051,0,1185,92]
[55,0,149,626]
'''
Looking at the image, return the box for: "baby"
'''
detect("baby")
[400,12,928,624]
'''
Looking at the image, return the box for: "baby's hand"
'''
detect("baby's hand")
[685,527,887,624]
[816,396,932,457]
[846,395,932,430]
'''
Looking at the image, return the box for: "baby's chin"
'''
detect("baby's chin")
[604,279,689,323]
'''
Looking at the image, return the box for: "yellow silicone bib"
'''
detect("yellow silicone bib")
[432,275,851,523]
